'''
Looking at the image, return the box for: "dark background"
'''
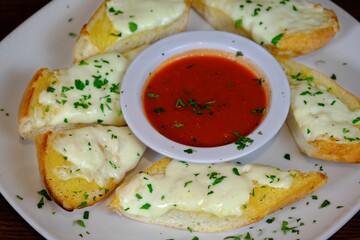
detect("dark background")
[0,0,359,239]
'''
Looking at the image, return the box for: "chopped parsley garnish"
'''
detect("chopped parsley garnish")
[291,72,313,81]
[37,189,52,201]
[271,33,284,45]
[147,93,159,98]
[281,221,299,234]
[109,7,123,15]
[83,211,89,220]
[37,197,45,209]
[236,51,244,56]
[109,160,119,169]
[235,19,243,28]
[224,235,243,240]
[234,134,254,150]
[352,117,360,124]
[154,107,165,114]
[212,176,227,186]
[129,22,138,32]
[147,184,153,193]
[47,87,56,92]
[184,148,194,154]
[77,201,87,208]
[232,167,241,176]
[110,32,122,37]
[266,174,280,183]
[320,199,331,208]
[173,123,184,128]
[140,203,151,209]
[266,217,275,223]
[79,60,89,65]
[251,107,266,114]
[75,79,86,90]
[74,220,86,228]
[184,181,193,187]
[175,98,186,108]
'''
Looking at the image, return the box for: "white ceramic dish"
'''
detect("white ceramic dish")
[0,1,359,240]
[121,30,290,163]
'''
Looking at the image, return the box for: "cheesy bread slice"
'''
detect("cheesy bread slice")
[73,0,191,61]
[35,125,147,211]
[18,52,133,140]
[110,158,327,232]
[278,58,360,163]
[191,0,340,58]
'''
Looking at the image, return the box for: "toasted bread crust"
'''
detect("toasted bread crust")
[278,58,360,163]
[18,69,45,124]
[111,158,327,232]
[191,0,339,58]
[268,19,339,57]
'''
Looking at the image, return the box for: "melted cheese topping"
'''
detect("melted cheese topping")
[205,0,332,45]
[291,81,360,142]
[117,160,293,217]
[36,52,129,127]
[52,126,146,187]
[106,0,186,38]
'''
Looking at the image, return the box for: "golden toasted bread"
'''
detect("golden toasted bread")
[110,158,327,232]
[191,0,340,58]
[35,125,146,211]
[278,58,360,163]
[73,0,191,61]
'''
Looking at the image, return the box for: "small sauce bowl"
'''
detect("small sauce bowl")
[120,30,289,163]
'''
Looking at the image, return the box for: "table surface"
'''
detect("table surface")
[0,0,359,239]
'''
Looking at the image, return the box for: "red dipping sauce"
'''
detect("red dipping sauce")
[142,49,268,147]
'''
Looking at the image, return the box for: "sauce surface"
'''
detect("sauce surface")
[143,52,267,147]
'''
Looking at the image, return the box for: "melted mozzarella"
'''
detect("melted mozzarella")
[117,160,293,217]
[106,0,186,38]
[204,0,332,44]
[52,126,146,187]
[37,52,129,127]
[291,81,360,142]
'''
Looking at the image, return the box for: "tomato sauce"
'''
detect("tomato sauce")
[143,51,268,147]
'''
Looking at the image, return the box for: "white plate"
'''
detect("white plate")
[0,0,359,239]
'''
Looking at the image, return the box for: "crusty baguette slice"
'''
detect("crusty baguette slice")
[110,157,327,232]
[35,125,146,211]
[191,0,339,58]
[73,0,191,61]
[278,58,360,163]
[18,52,133,140]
